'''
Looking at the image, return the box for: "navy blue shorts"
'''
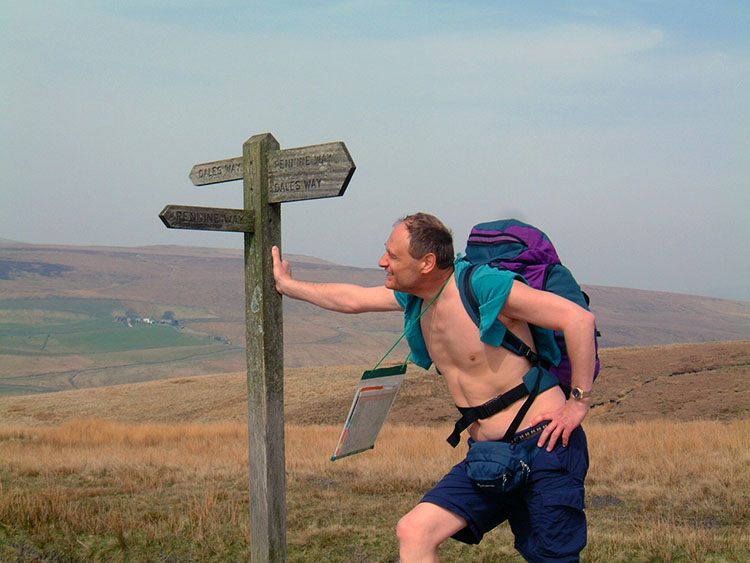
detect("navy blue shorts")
[421,426,589,562]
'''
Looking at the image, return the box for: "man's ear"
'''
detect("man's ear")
[420,253,437,274]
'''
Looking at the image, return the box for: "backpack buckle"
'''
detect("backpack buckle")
[520,345,539,364]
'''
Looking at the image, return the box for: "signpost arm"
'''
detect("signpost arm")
[243,133,286,562]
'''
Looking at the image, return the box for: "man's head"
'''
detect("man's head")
[398,213,455,269]
[379,213,454,292]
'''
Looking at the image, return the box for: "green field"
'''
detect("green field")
[0,298,241,396]
[0,298,208,355]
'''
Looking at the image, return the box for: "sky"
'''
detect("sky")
[1,1,748,300]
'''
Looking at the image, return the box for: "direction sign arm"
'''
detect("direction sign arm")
[159,205,254,232]
[271,246,401,313]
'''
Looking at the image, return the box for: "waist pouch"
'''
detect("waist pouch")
[465,437,542,493]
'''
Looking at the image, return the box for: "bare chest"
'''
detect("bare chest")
[420,301,485,366]
[419,287,537,406]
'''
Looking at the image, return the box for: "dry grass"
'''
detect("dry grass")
[1,341,747,560]
[2,340,747,429]
[1,418,748,562]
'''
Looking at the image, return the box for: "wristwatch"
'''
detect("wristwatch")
[571,387,592,400]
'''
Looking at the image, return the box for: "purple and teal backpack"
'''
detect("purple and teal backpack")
[458,218,600,390]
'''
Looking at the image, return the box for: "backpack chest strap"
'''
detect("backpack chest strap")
[447,381,530,447]
[446,367,559,447]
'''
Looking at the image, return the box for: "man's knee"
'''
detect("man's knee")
[396,511,424,547]
[397,503,466,552]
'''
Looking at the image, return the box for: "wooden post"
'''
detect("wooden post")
[161,132,354,562]
[243,133,286,562]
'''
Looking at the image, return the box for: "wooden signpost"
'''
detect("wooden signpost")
[161,133,355,562]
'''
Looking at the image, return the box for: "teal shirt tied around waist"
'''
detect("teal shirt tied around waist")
[393,258,561,371]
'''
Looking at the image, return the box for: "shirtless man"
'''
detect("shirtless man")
[272,213,596,562]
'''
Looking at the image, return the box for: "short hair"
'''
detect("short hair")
[397,213,455,270]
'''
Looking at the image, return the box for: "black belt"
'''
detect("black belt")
[511,421,549,444]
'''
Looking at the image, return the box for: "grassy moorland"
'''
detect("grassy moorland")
[0,340,748,561]
[0,420,748,562]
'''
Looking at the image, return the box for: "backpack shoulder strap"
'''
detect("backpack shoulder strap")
[457,261,481,325]
[457,262,543,365]
[500,366,543,442]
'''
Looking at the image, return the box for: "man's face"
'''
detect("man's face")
[378,222,424,291]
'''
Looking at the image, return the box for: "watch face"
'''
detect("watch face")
[572,388,589,399]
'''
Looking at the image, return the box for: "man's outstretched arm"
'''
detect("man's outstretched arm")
[272,246,402,313]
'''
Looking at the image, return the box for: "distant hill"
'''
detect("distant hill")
[1,240,748,395]
[0,340,747,426]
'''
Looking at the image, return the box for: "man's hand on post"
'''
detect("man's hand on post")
[271,246,291,294]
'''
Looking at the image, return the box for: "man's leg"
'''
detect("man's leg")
[397,502,467,562]
[510,427,589,562]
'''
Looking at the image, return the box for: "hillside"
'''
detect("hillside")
[1,340,747,427]
[1,240,749,395]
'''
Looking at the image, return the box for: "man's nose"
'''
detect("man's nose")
[378,253,388,268]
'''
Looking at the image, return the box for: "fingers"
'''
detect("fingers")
[548,425,571,451]
[271,246,283,292]
[535,413,576,451]
[537,422,557,450]
[532,410,556,448]
[538,421,566,451]
[271,245,287,275]
[271,245,293,295]
[535,398,588,450]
